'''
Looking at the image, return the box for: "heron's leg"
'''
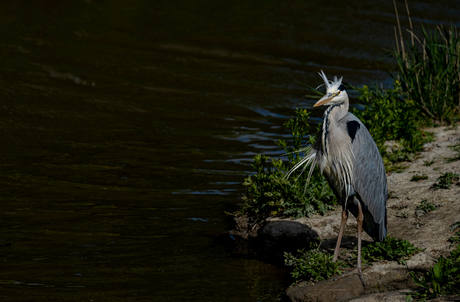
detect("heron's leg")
[332,208,348,262]
[331,201,367,287]
[356,200,366,286]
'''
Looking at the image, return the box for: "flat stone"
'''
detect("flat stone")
[286,274,364,302]
[348,289,412,302]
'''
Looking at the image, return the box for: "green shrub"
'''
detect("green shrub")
[240,109,336,221]
[359,236,423,265]
[391,24,460,124]
[284,247,344,282]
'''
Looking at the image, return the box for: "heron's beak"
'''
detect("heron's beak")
[313,92,336,107]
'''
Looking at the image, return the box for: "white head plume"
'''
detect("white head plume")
[316,70,343,93]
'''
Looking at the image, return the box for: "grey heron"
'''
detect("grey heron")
[287,71,388,285]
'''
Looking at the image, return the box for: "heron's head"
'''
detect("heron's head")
[313,70,348,107]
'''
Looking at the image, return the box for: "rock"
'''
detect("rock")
[363,262,411,293]
[348,289,412,302]
[406,252,436,271]
[259,220,318,261]
[286,261,414,302]
[286,275,364,302]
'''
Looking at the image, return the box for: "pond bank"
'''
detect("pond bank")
[232,126,460,301]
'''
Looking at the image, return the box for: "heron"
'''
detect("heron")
[287,71,388,285]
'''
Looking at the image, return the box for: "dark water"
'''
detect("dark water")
[0,1,459,301]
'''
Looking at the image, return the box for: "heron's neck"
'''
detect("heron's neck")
[322,101,349,154]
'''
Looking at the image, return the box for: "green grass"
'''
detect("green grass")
[391,23,460,124]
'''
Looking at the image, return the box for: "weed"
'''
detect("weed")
[423,159,435,166]
[359,236,423,265]
[388,191,399,199]
[415,199,442,217]
[411,174,428,181]
[431,172,460,190]
[284,245,344,282]
[448,222,460,247]
[447,142,460,162]
[396,210,409,218]
[240,109,336,221]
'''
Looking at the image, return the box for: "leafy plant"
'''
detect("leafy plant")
[409,245,460,301]
[359,236,423,265]
[448,221,460,247]
[241,109,336,221]
[415,199,442,217]
[284,245,344,282]
[423,159,435,166]
[447,142,460,162]
[411,174,428,181]
[431,172,460,190]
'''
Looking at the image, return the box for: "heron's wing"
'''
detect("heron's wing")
[341,113,388,242]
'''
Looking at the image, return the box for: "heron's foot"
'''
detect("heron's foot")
[331,267,367,287]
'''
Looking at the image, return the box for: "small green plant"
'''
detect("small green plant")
[284,245,344,282]
[396,210,409,218]
[448,221,460,247]
[415,199,442,217]
[431,172,460,190]
[359,236,423,265]
[241,109,336,221]
[447,142,460,162]
[411,173,428,181]
[423,159,435,166]
[409,245,460,301]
